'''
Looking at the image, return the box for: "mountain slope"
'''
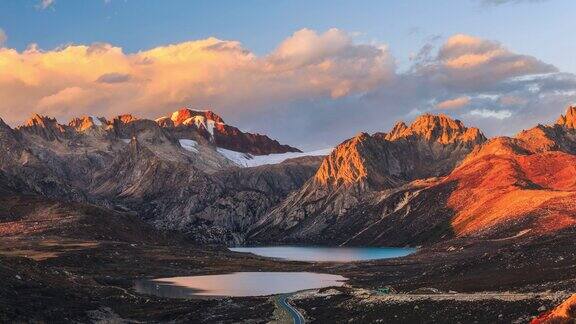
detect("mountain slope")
[0,108,317,244]
[250,114,486,244]
[89,140,322,244]
[249,107,576,246]
[315,114,485,189]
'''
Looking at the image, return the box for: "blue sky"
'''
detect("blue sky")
[0,0,575,149]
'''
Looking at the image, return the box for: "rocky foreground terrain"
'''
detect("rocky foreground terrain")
[1,106,576,322]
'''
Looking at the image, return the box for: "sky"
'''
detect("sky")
[1,0,575,150]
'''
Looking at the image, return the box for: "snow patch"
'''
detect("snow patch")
[182,115,215,138]
[206,119,215,136]
[217,148,253,166]
[179,139,199,153]
[120,138,131,143]
[91,116,102,126]
[218,148,333,167]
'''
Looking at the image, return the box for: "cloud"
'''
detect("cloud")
[468,108,512,119]
[0,29,394,127]
[36,87,105,116]
[96,73,131,83]
[267,28,395,98]
[498,95,528,106]
[436,96,470,109]
[0,30,574,148]
[415,34,556,91]
[37,0,55,10]
[0,29,6,47]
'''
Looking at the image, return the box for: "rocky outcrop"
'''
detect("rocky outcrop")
[556,105,576,129]
[111,114,176,146]
[532,294,576,324]
[17,114,68,141]
[68,116,107,132]
[514,107,576,154]
[0,118,21,159]
[0,116,88,201]
[385,114,485,144]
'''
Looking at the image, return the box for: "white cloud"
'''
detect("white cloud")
[469,109,513,119]
[37,0,55,10]
[416,34,556,91]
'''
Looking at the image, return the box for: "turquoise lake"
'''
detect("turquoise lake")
[229,246,416,262]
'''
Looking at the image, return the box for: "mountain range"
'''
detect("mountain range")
[1,105,575,247]
[0,107,323,244]
[250,107,576,246]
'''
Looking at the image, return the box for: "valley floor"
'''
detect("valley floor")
[1,227,575,323]
[1,195,574,323]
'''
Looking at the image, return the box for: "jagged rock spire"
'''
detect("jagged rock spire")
[19,113,66,141]
[556,106,576,129]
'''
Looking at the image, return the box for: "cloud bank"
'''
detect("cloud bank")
[0,29,574,149]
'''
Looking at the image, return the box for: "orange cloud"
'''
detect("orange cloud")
[0,29,394,125]
[433,34,555,87]
[436,96,470,109]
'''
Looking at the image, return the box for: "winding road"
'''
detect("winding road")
[277,293,305,324]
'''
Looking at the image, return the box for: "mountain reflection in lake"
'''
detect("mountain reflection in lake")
[229,246,416,262]
[134,272,347,297]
